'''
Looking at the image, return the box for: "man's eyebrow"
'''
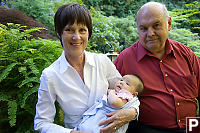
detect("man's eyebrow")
[154,20,161,24]
[138,25,145,28]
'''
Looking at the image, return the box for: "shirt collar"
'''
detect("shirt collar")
[84,51,95,67]
[59,51,95,73]
[136,42,148,62]
[60,51,70,73]
[165,39,176,59]
[136,39,176,62]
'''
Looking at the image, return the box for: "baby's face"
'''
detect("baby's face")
[114,75,137,94]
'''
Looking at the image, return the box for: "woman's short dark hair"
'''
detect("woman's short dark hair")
[54,3,92,40]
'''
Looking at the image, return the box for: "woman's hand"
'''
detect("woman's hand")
[70,130,90,133]
[99,108,137,133]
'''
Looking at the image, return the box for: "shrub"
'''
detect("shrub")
[4,0,84,36]
[89,8,138,53]
[169,10,200,58]
[5,0,55,35]
[89,8,120,53]
[170,1,200,34]
[0,23,63,132]
[169,28,200,58]
[109,16,138,52]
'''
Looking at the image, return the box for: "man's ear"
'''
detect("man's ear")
[168,17,172,31]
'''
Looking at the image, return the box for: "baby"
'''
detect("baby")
[76,74,144,133]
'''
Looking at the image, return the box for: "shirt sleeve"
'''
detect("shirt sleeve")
[190,49,200,103]
[34,72,72,133]
[113,52,125,76]
[103,55,122,89]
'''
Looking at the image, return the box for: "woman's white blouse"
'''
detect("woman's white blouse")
[34,51,121,133]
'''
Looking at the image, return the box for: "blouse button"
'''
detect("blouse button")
[177,103,180,106]
[160,60,163,63]
[165,73,168,77]
[170,89,173,92]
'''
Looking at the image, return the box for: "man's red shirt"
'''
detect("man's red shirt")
[114,39,200,129]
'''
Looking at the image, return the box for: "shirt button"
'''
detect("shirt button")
[178,119,181,122]
[170,89,173,92]
[165,73,168,77]
[160,60,163,63]
[177,103,180,106]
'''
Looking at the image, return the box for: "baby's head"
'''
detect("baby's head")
[114,74,144,97]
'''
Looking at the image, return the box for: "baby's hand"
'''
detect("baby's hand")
[107,89,111,94]
[108,89,116,95]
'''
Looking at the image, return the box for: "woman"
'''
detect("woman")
[34,3,138,133]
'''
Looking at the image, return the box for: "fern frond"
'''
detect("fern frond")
[24,59,39,76]
[18,66,28,78]
[24,27,47,35]
[0,62,20,82]
[33,56,52,68]
[33,56,50,63]
[18,77,40,88]
[8,100,17,127]
[0,57,12,61]
[0,93,11,102]
[20,85,39,108]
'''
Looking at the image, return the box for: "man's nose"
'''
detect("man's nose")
[147,27,155,36]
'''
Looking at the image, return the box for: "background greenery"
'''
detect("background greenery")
[0,0,199,132]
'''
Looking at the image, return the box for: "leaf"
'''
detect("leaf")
[195,98,199,116]
[18,77,40,88]
[0,62,19,82]
[0,57,12,61]
[20,85,39,108]
[18,66,27,73]
[8,100,17,127]
[24,59,39,76]
[0,93,11,102]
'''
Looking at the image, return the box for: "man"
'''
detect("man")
[114,2,200,133]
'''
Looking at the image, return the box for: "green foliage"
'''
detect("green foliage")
[89,8,139,53]
[109,16,138,52]
[4,0,83,36]
[0,62,20,82]
[8,100,17,127]
[170,1,200,34]
[169,28,200,58]
[83,0,198,18]
[83,0,147,17]
[5,0,55,35]
[0,23,63,132]
[169,2,200,58]
[49,0,83,13]
[90,8,120,53]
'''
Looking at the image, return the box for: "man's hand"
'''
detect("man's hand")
[99,108,137,133]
